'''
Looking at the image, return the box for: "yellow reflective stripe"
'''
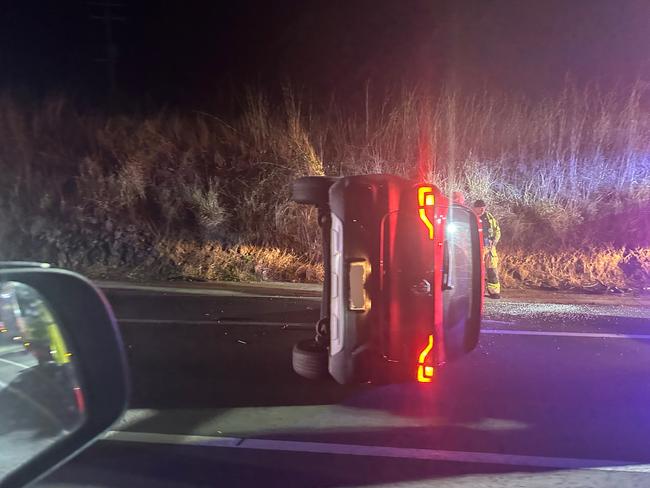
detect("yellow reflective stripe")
[47,323,70,365]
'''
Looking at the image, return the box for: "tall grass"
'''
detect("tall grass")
[319,83,649,203]
[0,83,647,287]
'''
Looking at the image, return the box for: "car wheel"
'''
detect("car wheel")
[291,176,338,206]
[292,339,329,380]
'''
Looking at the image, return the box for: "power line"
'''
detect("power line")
[88,1,126,98]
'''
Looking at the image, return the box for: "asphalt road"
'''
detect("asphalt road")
[35,282,650,488]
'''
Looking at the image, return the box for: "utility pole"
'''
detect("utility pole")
[88,1,125,98]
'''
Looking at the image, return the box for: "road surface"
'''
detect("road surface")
[36,281,650,487]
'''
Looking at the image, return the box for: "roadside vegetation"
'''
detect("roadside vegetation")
[0,82,648,291]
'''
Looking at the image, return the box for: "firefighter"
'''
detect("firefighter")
[473,199,501,299]
[2,283,72,366]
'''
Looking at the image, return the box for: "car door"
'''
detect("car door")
[441,204,483,360]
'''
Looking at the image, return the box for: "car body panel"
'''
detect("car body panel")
[327,175,484,385]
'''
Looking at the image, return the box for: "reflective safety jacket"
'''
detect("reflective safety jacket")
[481,211,501,246]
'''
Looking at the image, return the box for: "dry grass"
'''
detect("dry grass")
[154,241,323,283]
[501,246,650,290]
[0,83,647,289]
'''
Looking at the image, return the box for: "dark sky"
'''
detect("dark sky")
[0,0,648,106]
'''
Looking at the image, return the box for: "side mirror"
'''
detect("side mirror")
[0,265,129,488]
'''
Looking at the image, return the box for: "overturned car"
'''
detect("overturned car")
[291,175,485,385]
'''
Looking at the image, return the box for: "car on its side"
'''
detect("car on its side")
[290,175,485,385]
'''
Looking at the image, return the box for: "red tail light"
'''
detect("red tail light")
[73,386,86,414]
[417,334,435,383]
[417,186,435,240]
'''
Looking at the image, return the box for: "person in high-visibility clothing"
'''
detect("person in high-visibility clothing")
[473,199,501,299]
[40,306,71,366]
[4,283,72,366]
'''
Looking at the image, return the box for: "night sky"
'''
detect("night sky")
[0,0,648,106]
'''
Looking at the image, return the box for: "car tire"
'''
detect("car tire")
[292,339,329,380]
[291,176,338,206]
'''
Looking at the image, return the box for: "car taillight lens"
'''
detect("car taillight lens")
[417,334,435,383]
[417,186,435,240]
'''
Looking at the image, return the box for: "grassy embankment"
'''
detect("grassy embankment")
[0,84,647,290]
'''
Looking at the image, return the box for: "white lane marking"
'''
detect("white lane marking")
[118,318,313,328]
[118,317,650,340]
[100,282,320,300]
[0,344,29,356]
[482,329,650,340]
[112,408,528,435]
[597,464,650,473]
[105,430,241,447]
[482,319,512,326]
[0,357,30,369]
[103,430,650,473]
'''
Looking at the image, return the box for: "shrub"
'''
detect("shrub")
[0,82,647,289]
